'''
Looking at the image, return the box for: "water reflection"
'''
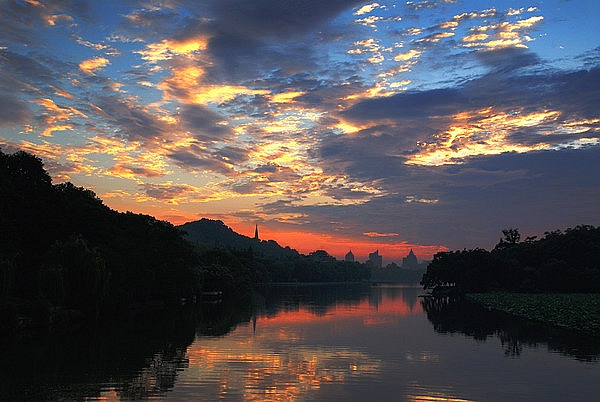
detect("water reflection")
[174,284,418,401]
[421,296,600,362]
[2,285,599,401]
[0,308,198,401]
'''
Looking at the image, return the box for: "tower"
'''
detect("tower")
[254,224,259,240]
[345,250,355,262]
[402,249,418,269]
[368,249,382,269]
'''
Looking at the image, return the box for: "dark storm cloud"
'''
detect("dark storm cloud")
[340,49,547,126]
[213,145,248,164]
[262,147,600,250]
[318,128,414,179]
[0,67,31,126]
[343,88,466,121]
[167,149,238,176]
[474,47,541,73]
[180,104,233,141]
[302,46,600,249]
[206,35,318,81]
[195,0,363,81]
[209,0,362,39]
[342,48,600,130]
[0,50,49,127]
[94,95,171,141]
[549,67,600,118]
[142,182,187,200]
[0,94,30,127]
[252,163,301,186]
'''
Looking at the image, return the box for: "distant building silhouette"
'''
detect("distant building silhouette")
[368,249,382,269]
[402,249,419,269]
[254,224,259,241]
[345,250,355,262]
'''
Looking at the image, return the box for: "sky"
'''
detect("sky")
[1,0,599,263]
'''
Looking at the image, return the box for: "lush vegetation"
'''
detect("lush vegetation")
[1,149,371,331]
[192,241,371,286]
[466,293,600,335]
[421,226,600,294]
[1,149,204,331]
[181,219,371,284]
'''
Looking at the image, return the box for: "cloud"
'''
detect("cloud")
[1,0,598,258]
[354,3,383,16]
[339,51,600,169]
[107,164,166,179]
[461,14,543,50]
[140,181,205,204]
[262,146,600,251]
[79,57,110,75]
[158,64,270,105]
[209,0,362,39]
[136,37,209,62]
[92,94,173,141]
[0,94,31,127]
[167,149,236,176]
[363,232,400,238]
[179,104,234,141]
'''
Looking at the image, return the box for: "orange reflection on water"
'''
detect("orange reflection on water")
[179,288,418,401]
[258,289,422,327]
[186,342,381,402]
[408,396,473,402]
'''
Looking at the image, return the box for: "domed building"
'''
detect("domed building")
[402,249,419,269]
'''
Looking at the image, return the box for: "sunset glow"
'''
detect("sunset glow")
[1,0,599,261]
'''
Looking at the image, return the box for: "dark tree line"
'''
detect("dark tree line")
[194,245,371,287]
[1,149,202,330]
[421,226,600,294]
[1,149,371,331]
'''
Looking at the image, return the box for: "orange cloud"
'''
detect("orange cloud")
[136,37,209,62]
[406,108,563,166]
[462,16,543,49]
[394,49,421,61]
[33,98,87,122]
[159,65,269,105]
[79,57,110,75]
[44,14,73,26]
[271,91,305,103]
[363,232,400,238]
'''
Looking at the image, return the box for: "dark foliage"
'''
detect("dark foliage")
[1,149,371,332]
[0,149,202,329]
[421,226,600,294]
[182,219,372,284]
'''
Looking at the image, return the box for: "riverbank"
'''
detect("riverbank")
[466,293,600,335]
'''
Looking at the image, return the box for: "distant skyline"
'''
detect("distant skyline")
[1,0,599,262]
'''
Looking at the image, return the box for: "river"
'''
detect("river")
[1,284,599,401]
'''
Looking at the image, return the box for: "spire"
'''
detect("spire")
[254,224,259,240]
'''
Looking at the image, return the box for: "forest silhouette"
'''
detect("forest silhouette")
[421,226,600,294]
[0,149,370,332]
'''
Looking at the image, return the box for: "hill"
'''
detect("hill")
[178,219,300,259]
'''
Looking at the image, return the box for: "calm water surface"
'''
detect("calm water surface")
[2,284,599,401]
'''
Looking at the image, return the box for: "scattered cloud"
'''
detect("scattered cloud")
[79,57,110,75]
[1,0,599,259]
